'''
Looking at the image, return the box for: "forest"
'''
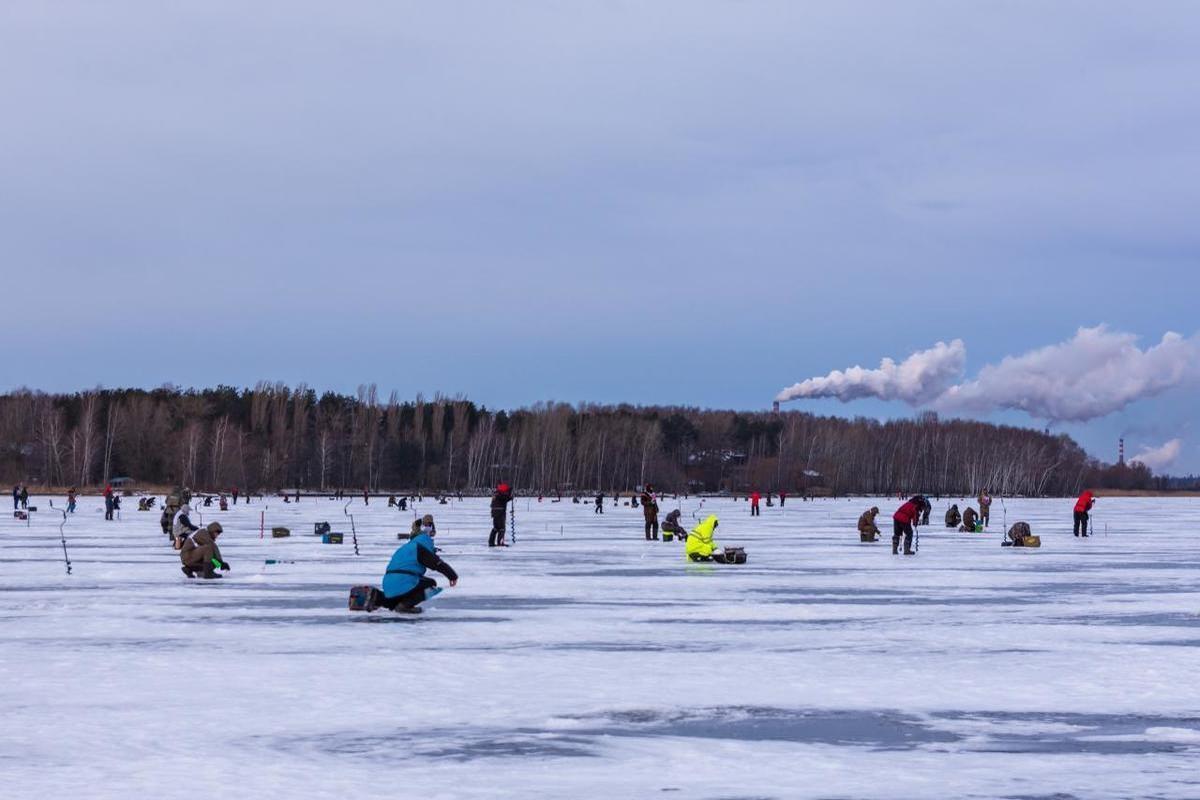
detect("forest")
[0,384,1163,496]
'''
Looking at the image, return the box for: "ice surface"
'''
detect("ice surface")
[1,494,1198,799]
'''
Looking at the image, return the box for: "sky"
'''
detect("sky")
[1,1,1198,471]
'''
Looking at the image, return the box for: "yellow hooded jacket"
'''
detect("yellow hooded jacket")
[686,514,719,559]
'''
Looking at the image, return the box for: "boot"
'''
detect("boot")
[181,566,195,578]
[904,549,916,555]
[892,537,900,555]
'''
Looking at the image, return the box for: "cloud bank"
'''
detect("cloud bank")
[778,327,1199,423]
[1130,439,1184,472]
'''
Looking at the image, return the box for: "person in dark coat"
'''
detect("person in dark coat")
[945,504,961,528]
[893,497,921,555]
[488,483,513,547]
[594,493,604,514]
[640,485,659,540]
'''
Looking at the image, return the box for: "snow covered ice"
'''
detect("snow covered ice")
[2,495,1199,799]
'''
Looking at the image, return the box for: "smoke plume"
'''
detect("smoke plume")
[775,340,966,405]
[1130,439,1183,472]
[777,327,1199,423]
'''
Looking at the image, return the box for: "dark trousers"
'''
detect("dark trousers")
[380,577,436,610]
[594,503,603,514]
[489,509,507,546]
[893,520,914,553]
[644,518,659,540]
[1073,510,1089,536]
[750,504,760,516]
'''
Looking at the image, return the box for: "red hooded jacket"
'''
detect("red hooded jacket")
[894,500,920,524]
[1074,491,1095,513]
[750,492,761,506]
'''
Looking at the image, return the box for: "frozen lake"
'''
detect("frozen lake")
[2,494,1198,799]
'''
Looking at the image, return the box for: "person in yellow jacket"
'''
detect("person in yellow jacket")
[686,514,720,561]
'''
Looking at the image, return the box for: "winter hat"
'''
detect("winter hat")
[498,483,511,493]
[207,522,223,535]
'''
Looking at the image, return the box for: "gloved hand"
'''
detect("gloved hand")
[220,561,231,571]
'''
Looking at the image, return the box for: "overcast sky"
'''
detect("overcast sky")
[1,2,1197,470]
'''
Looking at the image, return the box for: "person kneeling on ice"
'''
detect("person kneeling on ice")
[945,504,961,528]
[180,522,230,579]
[857,507,881,542]
[959,506,978,532]
[686,515,720,561]
[1003,521,1040,548]
[380,519,458,612]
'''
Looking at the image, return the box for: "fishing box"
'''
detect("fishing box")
[662,530,674,542]
[322,532,344,544]
[715,546,748,564]
[314,522,331,536]
[348,585,384,612]
[272,526,291,538]
[27,506,37,512]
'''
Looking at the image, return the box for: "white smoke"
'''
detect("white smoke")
[777,326,1199,423]
[775,339,966,405]
[935,327,1200,422]
[1129,439,1183,472]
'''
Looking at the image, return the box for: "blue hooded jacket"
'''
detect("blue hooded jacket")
[382,533,443,597]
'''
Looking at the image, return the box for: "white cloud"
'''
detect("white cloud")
[1130,439,1183,472]
[775,339,965,405]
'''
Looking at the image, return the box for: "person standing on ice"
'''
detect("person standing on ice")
[750,490,761,516]
[640,484,659,540]
[488,482,513,547]
[892,497,921,555]
[67,488,77,513]
[380,518,457,612]
[779,490,787,507]
[104,491,115,521]
[978,491,992,528]
[231,486,239,505]
[180,522,229,579]
[1073,490,1095,537]
[11,485,18,511]
[594,492,604,514]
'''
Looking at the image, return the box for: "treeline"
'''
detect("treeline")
[0,384,1154,496]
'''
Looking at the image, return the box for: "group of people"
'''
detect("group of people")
[11,484,29,511]
[857,490,1097,553]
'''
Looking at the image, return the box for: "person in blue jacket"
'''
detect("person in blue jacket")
[379,517,458,612]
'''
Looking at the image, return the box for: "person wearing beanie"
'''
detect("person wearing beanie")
[180,522,230,579]
[489,483,513,547]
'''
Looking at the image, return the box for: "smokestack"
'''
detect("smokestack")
[1119,437,1125,465]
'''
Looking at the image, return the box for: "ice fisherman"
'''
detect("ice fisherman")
[858,507,881,542]
[180,522,230,579]
[489,482,513,547]
[686,515,720,561]
[380,517,458,612]
[960,506,979,531]
[945,504,961,528]
[892,497,921,555]
[640,484,659,540]
[1073,490,1095,537]
[662,508,685,541]
[978,491,993,527]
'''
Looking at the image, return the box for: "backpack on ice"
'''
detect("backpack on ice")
[348,585,385,612]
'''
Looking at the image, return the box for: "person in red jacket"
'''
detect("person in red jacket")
[1073,490,1095,537]
[893,496,923,555]
[750,490,761,517]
